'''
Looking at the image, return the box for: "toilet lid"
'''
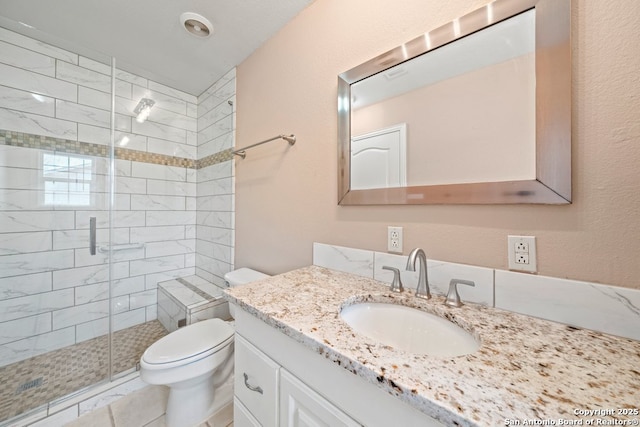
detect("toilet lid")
[143,318,234,365]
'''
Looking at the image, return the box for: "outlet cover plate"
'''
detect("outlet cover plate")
[508,235,537,273]
[387,226,403,254]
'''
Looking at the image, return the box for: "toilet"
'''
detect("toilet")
[140,268,269,427]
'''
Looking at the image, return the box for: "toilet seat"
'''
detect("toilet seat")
[142,318,234,369]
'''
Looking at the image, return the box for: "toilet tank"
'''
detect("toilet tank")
[224,268,270,318]
[224,268,269,287]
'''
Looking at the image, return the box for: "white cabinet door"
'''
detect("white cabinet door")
[235,334,280,426]
[235,398,262,427]
[279,370,361,427]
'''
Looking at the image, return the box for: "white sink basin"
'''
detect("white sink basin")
[340,302,479,357]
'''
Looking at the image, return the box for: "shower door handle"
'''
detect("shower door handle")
[89,217,96,255]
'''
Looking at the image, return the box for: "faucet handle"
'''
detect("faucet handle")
[445,279,475,307]
[382,266,404,292]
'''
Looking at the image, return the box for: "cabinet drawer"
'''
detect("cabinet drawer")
[234,397,262,427]
[235,334,280,426]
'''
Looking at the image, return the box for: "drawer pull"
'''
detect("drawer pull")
[243,373,264,394]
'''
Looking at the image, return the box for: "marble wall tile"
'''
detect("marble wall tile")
[196,211,232,229]
[52,299,109,329]
[148,108,197,132]
[0,39,56,76]
[0,288,74,322]
[147,137,197,159]
[145,239,196,258]
[55,99,110,128]
[148,81,197,104]
[197,117,232,145]
[196,161,232,182]
[186,102,197,118]
[312,242,374,278]
[75,210,145,229]
[197,132,234,158]
[0,249,74,278]
[132,119,187,144]
[74,245,144,268]
[132,86,187,116]
[129,289,157,310]
[196,225,233,246]
[144,267,196,290]
[0,312,51,345]
[0,211,74,233]
[112,295,130,314]
[0,272,52,300]
[195,239,232,264]
[53,228,129,250]
[115,176,147,194]
[1,166,44,190]
[0,107,77,140]
[0,85,55,116]
[145,304,157,321]
[195,253,232,280]
[196,194,233,212]
[0,26,78,64]
[52,262,129,289]
[130,225,185,243]
[0,231,52,255]
[130,254,185,276]
[56,61,111,93]
[131,194,186,211]
[77,56,111,77]
[197,177,233,197]
[131,162,187,181]
[77,85,110,110]
[74,282,110,305]
[146,211,196,227]
[75,317,109,342]
[147,179,196,197]
[112,276,146,298]
[0,326,76,367]
[495,270,640,341]
[0,62,77,102]
[198,68,236,103]
[112,308,146,332]
[0,144,41,168]
[197,100,233,131]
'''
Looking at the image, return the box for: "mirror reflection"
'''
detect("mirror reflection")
[350,10,535,189]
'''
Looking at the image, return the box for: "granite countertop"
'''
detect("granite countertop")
[224,266,640,426]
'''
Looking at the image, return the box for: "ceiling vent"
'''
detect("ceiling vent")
[180,12,213,38]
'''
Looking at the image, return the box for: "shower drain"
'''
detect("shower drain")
[15,377,44,395]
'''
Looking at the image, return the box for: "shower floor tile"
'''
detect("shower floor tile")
[0,320,167,424]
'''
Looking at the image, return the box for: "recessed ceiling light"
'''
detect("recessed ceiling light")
[180,12,213,38]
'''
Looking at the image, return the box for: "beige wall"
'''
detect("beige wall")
[235,0,640,289]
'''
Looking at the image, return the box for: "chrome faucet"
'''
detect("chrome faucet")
[406,248,430,299]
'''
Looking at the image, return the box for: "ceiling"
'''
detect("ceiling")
[0,0,314,96]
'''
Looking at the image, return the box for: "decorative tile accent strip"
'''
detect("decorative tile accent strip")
[176,277,216,302]
[114,147,195,168]
[0,130,232,169]
[197,149,234,168]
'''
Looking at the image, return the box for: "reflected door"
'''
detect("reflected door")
[350,123,406,190]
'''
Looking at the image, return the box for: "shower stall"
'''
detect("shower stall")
[0,17,236,425]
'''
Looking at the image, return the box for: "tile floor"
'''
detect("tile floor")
[64,386,233,427]
[0,321,168,423]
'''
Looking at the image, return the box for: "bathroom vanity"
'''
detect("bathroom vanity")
[225,266,640,426]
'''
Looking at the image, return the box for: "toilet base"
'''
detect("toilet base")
[165,372,233,427]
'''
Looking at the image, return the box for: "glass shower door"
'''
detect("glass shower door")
[0,22,115,423]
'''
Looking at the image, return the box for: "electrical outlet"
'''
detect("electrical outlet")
[387,226,403,254]
[508,235,537,273]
